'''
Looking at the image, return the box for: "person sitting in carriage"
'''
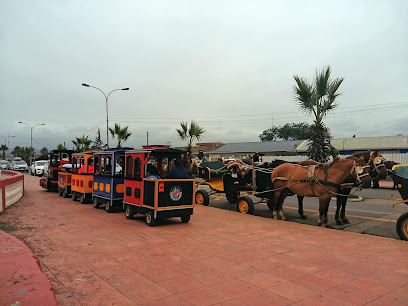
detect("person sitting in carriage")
[168,158,189,179]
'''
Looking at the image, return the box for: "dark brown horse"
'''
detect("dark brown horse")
[270,156,371,227]
[296,151,387,225]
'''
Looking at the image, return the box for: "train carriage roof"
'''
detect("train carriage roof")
[126,148,187,155]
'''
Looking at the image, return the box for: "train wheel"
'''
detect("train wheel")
[72,192,77,201]
[237,196,254,214]
[105,202,114,213]
[80,194,86,204]
[58,189,63,196]
[195,190,209,206]
[63,188,69,198]
[226,191,239,203]
[181,215,191,223]
[146,211,157,226]
[93,198,100,209]
[125,205,134,219]
[396,212,408,241]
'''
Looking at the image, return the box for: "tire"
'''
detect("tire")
[125,205,134,219]
[146,211,157,226]
[181,215,191,223]
[396,212,408,241]
[58,188,63,196]
[80,194,86,204]
[72,193,77,201]
[237,196,254,214]
[93,198,100,209]
[226,191,239,203]
[195,190,209,206]
[105,201,114,213]
[63,188,68,198]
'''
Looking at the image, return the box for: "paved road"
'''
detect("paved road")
[199,184,408,240]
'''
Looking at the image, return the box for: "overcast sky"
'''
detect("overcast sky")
[1,0,407,152]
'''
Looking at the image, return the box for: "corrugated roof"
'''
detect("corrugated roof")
[210,140,305,154]
[296,136,408,152]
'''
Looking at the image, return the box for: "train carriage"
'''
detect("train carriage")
[40,149,75,192]
[71,150,102,204]
[58,170,72,198]
[123,148,195,226]
[92,148,129,212]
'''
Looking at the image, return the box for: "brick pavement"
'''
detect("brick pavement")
[1,175,408,305]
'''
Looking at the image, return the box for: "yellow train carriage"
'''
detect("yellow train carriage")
[71,150,101,204]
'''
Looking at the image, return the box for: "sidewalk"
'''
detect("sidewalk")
[1,175,408,305]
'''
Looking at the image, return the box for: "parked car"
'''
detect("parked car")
[12,160,29,172]
[0,160,9,170]
[31,160,48,176]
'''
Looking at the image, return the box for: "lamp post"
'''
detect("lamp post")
[18,122,45,165]
[82,83,129,148]
[0,135,15,147]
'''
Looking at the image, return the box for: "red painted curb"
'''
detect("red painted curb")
[0,230,57,305]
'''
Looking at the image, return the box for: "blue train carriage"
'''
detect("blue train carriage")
[123,148,196,226]
[92,148,130,213]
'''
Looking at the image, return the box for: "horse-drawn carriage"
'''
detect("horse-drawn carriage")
[391,164,408,241]
[195,160,278,214]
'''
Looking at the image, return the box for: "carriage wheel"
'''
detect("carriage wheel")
[226,191,239,203]
[181,215,191,223]
[125,205,134,219]
[105,202,114,213]
[80,194,86,204]
[63,188,68,198]
[237,196,254,214]
[93,198,100,209]
[58,188,63,196]
[396,212,408,241]
[195,190,209,206]
[72,192,78,201]
[146,211,157,226]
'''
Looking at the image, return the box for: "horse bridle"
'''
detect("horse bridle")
[352,160,371,183]
[369,156,386,180]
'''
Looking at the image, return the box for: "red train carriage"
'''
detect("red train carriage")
[40,150,75,192]
[123,148,195,226]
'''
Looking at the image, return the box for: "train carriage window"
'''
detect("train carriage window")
[134,157,141,178]
[126,156,133,177]
[72,157,78,174]
[106,156,112,176]
[100,156,106,175]
[94,156,100,174]
[115,156,124,177]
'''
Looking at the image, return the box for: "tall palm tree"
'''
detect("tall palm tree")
[11,146,21,158]
[0,144,8,159]
[176,121,205,154]
[109,123,132,148]
[293,66,344,162]
[72,135,93,152]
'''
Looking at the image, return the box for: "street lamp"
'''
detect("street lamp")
[18,122,45,164]
[82,83,129,148]
[0,135,15,147]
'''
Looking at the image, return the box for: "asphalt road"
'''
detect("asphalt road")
[198,185,408,240]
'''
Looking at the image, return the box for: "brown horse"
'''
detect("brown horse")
[270,156,371,227]
[296,151,387,225]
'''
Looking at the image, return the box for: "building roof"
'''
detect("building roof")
[296,136,408,152]
[210,140,305,154]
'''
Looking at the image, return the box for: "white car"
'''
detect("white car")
[12,160,29,172]
[31,160,48,176]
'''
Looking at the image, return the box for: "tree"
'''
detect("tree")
[57,143,67,150]
[91,128,104,149]
[11,146,21,158]
[72,135,93,152]
[40,147,49,156]
[176,121,205,153]
[109,123,132,148]
[293,66,344,162]
[0,144,8,159]
[259,122,312,142]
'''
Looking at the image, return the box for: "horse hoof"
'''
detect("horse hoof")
[336,220,344,225]
[274,216,279,220]
[342,219,350,224]
[300,215,307,220]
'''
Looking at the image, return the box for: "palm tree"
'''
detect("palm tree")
[293,66,344,162]
[72,135,93,152]
[109,123,132,148]
[176,121,205,154]
[11,146,21,158]
[56,143,67,150]
[0,144,8,159]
